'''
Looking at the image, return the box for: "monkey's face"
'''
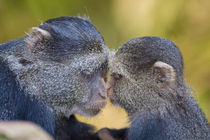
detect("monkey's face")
[107,64,160,115]
[51,54,108,117]
[106,55,151,115]
[12,53,108,117]
[19,17,109,118]
[69,58,108,117]
[107,49,176,116]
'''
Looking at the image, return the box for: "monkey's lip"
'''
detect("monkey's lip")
[67,101,106,117]
[85,108,101,117]
[83,104,106,117]
[95,100,107,107]
[86,100,107,109]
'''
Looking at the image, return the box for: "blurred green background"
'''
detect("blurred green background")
[0,0,209,129]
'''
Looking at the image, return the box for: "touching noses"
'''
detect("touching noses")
[96,78,107,99]
[106,77,114,97]
[93,76,115,100]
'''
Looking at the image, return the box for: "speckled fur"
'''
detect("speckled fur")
[0,16,109,138]
[109,37,210,139]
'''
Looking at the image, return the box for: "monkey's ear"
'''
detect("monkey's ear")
[26,27,51,50]
[153,61,176,89]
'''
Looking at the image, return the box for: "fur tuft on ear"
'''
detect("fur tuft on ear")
[153,61,176,89]
[31,27,51,37]
[26,27,51,53]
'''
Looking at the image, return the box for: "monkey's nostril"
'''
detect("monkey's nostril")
[99,93,106,99]
[99,90,107,99]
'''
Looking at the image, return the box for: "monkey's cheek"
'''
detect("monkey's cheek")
[109,95,121,108]
[107,84,122,107]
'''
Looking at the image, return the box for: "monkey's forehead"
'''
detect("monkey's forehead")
[109,56,132,78]
[69,53,108,73]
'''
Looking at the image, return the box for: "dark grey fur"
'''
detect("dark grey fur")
[0,16,109,139]
[109,37,210,140]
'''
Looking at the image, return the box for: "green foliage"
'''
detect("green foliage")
[0,134,9,140]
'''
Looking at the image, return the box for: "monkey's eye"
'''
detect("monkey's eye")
[111,73,122,80]
[18,58,33,66]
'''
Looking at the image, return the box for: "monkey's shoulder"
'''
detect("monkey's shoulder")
[128,111,169,140]
[0,59,55,136]
[128,110,210,140]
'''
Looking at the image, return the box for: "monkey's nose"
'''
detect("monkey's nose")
[106,80,114,96]
[99,88,107,99]
[98,78,107,99]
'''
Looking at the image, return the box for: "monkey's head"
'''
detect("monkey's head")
[6,17,108,117]
[107,37,184,116]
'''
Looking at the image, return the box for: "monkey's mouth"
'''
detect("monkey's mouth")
[84,101,107,116]
[74,107,102,117]
[86,100,107,109]
[85,108,101,116]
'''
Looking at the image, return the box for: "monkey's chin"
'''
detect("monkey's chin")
[76,101,107,117]
[68,105,102,117]
[79,108,101,117]
[73,108,101,117]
